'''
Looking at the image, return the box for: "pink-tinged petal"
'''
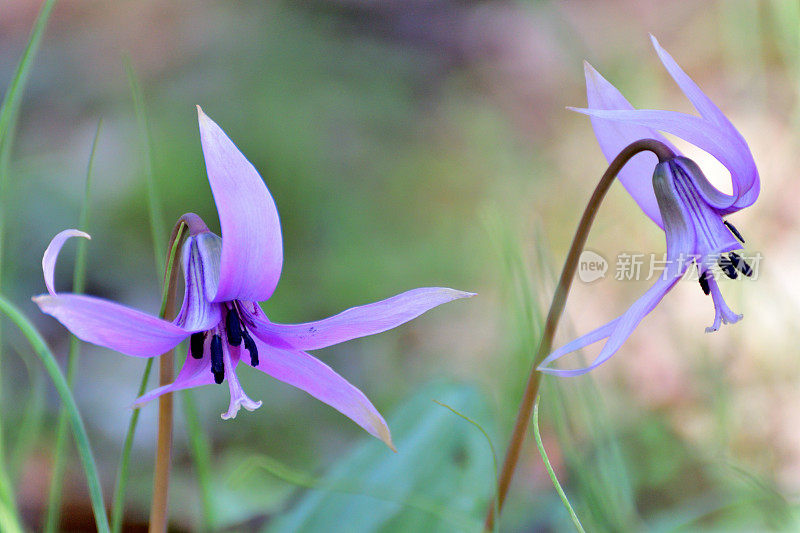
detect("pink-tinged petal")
[570,108,756,213]
[704,274,742,333]
[174,234,223,331]
[220,344,261,420]
[33,294,189,357]
[197,106,283,303]
[538,318,620,371]
[132,345,216,407]
[247,333,394,449]
[575,62,677,228]
[539,273,681,376]
[42,229,91,296]
[248,287,475,351]
[649,36,760,211]
[650,35,729,127]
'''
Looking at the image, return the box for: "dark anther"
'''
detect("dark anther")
[728,251,753,277]
[210,334,225,384]
[718,255,738,279]
[242,329,259,366]
[226,308,242,346]
[724,220,745,243]
[698,271,710,295]
[190,332,205,359]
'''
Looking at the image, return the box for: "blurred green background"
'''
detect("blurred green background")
[2,0,799,530]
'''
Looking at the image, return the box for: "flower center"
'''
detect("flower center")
[187,302,260,384]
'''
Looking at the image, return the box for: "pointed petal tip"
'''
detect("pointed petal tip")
[374,417,395,451]
[649,33,660,48]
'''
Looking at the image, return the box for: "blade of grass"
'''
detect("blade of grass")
[9,341,46,481]
[0,294,109,532]
[532,397,585,532]
[432,399,500,533]
[43,120,101,533]
[230,455,478,531]
[0,0,59,524]
[110,221,186,533]
[122,56,166,277]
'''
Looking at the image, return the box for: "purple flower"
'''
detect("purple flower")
[34,107,473,447]
[539,36,760,376]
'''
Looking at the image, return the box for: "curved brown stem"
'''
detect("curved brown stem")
[485,139,674,530]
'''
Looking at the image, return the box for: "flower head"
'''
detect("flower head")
[34,107,473,448]
[539,36,759,376]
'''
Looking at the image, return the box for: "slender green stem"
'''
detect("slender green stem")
[110,221,186,533]
[44,120,101,533]
[181,391,215,531]
[0,0,59,525]
[532,398,585,532]
[485,139,675,530]
[149,221,187,533]
[123,57,166,277]
[0,295,109,533]
[111,358,153,533]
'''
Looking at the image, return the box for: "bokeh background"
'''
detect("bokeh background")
[2,0,799,530]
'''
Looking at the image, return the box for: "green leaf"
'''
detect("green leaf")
[264,381,495,532]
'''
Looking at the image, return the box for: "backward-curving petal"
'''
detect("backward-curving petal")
[539,273,681,376]
[575,62,677,228]
[648,35,760,210]
[248,333,394,449]
[571,108,755,213]
[197,106,283,303]
[132,345,217,406]
[249,287,475,351]
[33,293,190,357]
[42,229,91,296]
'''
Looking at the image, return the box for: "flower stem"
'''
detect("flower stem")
[149,221,188,533]
[485,139,674,530]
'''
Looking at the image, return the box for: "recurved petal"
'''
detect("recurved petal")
[249,287,475,351]
[650,35,730,129]
[42,229,91,296]
[132,345,216,406]
[539,273,681,376]
[575,62,677,228]
[197,106,283,303]
[33,293,189,357]
[248,333,394,449]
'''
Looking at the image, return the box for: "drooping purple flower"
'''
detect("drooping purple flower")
[539,36,760,376]
[34,107,473,448]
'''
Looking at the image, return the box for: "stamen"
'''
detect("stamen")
[190,332,205,359]
[225,308,242,346]
[718,255,738,279]
[728,251,753,277]
[724,220,745,243]
[698,271,710,295]
[210,334,225,384]
[242,329,259,366]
